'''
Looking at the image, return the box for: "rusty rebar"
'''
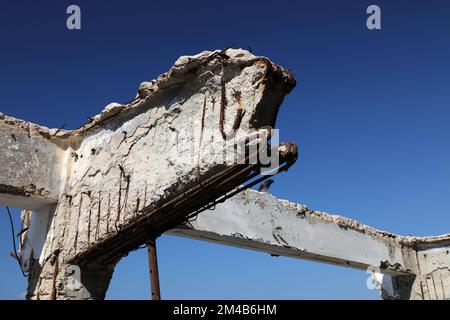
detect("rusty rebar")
[70,142,298,265]
[147,238,161,300]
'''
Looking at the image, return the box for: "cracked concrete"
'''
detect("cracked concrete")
[169,190,417,276]
[1,48,449,300]
[0,48,296,299]
[169,189,450,300]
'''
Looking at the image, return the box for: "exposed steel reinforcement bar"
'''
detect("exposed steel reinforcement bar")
[69,143,298,266]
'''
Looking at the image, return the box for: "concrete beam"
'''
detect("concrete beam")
[169,189,450,299]
[19,206,55,271]
[0,114,65,209]
[169,189,417,276]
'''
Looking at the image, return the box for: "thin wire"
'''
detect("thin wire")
[5,207,29,277]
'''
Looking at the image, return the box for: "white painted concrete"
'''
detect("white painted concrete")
[169,189,416,276]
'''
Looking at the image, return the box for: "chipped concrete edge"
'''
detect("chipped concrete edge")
[0,48,295,142]
[276,194,450,250]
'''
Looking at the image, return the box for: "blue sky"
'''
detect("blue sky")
[1,0,449,299]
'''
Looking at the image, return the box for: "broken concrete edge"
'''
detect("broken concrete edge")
[0,48,297,208]
[275,195,450,250]
[0,48,295,142]
[73,49,295,136]
[0,113,70,140]
[168,189,450,300]
[0,47,295,208]
[0,183,54,200]
[169,189,413,276]
[170,188,449,276]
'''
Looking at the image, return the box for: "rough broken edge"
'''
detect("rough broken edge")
[0,48,295,142]
[276,195,450,250]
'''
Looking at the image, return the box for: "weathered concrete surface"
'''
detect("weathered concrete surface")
[3,47,449,300]
[377,239,450,300]
[408,243,450,300]
[0,49,296,299]
[169,190,417,276]
[169,189,450,299]
[18,206,55,272]
[0,114,66,209]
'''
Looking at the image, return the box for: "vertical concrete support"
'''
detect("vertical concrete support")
[26,254,117,300]
[18,205,117,300]
[0,113,64,207]
[19,206,55,272]
[381,242,450,300]
[407,242,450,300]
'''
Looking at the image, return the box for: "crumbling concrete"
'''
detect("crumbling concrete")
[169,189,450,300]
[407,243,450,300]
[0,49,296,299]
[0,115,65,209]
[2,48,449,300]
[169,190,416,275]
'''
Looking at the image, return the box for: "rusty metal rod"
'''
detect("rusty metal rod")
[73,143,298,265]
[147,238,161,300]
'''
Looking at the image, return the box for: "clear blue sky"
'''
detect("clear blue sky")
[1,0,449,299]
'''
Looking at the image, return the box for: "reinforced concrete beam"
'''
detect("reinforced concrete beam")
[169,189,417,276]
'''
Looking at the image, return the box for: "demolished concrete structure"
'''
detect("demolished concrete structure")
[0,48,297,299]
[1,49,449,300]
